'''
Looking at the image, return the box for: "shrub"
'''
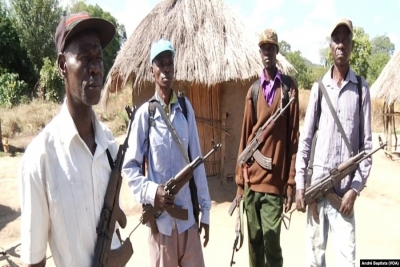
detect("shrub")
[38,57,64,102]
[0,73,27,107]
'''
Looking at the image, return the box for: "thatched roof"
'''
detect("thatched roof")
[370,51,400,105]
[104,0,295,95]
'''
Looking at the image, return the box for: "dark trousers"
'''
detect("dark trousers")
[244,187,283,267]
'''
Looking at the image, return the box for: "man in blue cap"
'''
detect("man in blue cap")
[123,39,211,266]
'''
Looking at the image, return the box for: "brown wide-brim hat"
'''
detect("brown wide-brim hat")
[55,12,116,55]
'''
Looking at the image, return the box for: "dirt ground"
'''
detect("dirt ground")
[0,133,399,267]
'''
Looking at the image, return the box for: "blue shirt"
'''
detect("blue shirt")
[295,67,373,197]
[122,91,211,236]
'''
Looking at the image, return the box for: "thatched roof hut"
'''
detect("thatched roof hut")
[103,0,295,179]
[370,51,400,104]
[370,51,400,153]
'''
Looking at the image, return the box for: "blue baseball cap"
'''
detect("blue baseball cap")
[150,39,175,63]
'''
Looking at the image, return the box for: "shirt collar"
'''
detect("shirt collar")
[154,90,179,115]
[325,66,358,87]
[58,99,110,153]
[260,69,282,86]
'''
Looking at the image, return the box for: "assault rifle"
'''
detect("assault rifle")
[92,105,136,267]
[237,96,295,168]
[139,141,222,234]
[305,140,387,209]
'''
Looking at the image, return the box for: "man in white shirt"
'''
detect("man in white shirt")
[19,12,119,267]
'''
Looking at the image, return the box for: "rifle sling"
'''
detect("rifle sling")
[151,100,190,163]
[106,148,115,170]
[150,100,190,220]
[318,81,354,156]
[235,199,245,251]
[177,94,200,225]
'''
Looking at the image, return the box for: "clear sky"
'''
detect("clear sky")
[80,0,399,64]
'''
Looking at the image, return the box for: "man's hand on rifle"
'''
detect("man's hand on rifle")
[284,191,293,213]
[339,189,357,217]
[155,185,175,210]
[199,223,209,248]
[295,189,306,213]
[235,194,243,207]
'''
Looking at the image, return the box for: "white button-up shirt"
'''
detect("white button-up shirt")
[19,101,120,266]
[123,92,211,236]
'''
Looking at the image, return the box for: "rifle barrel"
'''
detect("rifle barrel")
[355,141,387,164]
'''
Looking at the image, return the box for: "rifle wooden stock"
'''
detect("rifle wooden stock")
[139,143,221,233]
[103,239,133,267]
[92,106,136,267]
[325,189,342,210]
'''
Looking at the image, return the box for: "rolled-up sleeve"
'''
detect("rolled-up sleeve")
[123,104,159,206]
[351,79,372,194]
[19,152,49,265]
[186,99,211,225]
[295,83,319,190]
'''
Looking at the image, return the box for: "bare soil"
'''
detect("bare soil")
[1,133,399,267]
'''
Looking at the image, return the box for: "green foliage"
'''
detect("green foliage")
[308,66,329,85]
[371,35,395,56]
[350,27,372,78]
[10,0,62,81]
[69,1,126,78]
[285,50,312,89]
[0,73,27,107]
[0,2,36,88]
[367,53,390,86]
[278,40,291,57]
[39,57,64,102]
[366,35,394,85]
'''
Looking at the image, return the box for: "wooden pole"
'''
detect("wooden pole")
[388,103,393,152]
[220,111,227,182]
[389,103,397,151]
[384,102,389,151]
[0,119,3,152]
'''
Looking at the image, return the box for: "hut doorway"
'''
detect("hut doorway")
[187,84,223,177]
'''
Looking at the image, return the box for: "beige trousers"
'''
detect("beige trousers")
[149,223,205,267]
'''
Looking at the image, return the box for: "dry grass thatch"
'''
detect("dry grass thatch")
[104,0,295,96]
[370,51,400,105]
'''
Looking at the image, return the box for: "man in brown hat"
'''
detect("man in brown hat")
[19,12,119,267]
[295,18,372,266]
[235,28,299,267]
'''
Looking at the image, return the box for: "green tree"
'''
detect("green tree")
[351,27,372,78]
[0,73,27,107]
[285,50,312,89]
[38,57,64,102]
[366,34,394,85]
[367,53,389,85]
[10,0,62,85]
[278,40,291,57]
[0,4,36,89]
[70,2,127,77]
[370,35,395,56]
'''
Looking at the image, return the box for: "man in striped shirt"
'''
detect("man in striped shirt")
[295,18,372,267]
